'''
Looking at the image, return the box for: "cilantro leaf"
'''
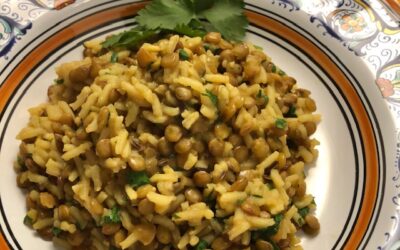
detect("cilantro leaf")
[136,0,194,30]
[275,118,287,129]
[102,27,158,49]
[126,171,150,188]
[101,206,121,224]
[195,239,209,250]
[174,23,207,37]
[52,227,62,236]
[202,89,218,109]
[200,0,248,41]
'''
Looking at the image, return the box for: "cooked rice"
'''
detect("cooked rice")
[15,32,320,250]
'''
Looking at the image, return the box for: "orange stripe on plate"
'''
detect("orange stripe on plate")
[0,233,9,250]
[385,0,400,15]
[247,11,378,249]
[0,3,379,250]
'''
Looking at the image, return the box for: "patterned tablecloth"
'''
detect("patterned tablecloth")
[0,0,400,248]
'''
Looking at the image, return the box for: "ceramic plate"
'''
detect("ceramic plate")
[0,0,399,249]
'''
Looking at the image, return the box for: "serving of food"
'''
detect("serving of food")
[13,1,321,249]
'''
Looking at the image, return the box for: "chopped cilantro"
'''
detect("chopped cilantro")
[278,69,286,76]
[111,51,118,63]
[195,239,209,250]
[52,227,62,236]
[202,89,218,109]
[254,45,263,50]
[205,189,217,210]
[271,64,277,73]
[298,207,310,218]
[285,105,297,118]
[252,194,263,198]
[126,170,150,188]
[179,49,190,60]
[101,206,121,224]
[275,118,287,129]
[54,78,64,84]
[23,215,33,226]
[257,89,269,105]
[251,214,283,239]
[203,43,221,54]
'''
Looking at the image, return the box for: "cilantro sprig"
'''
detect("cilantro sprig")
[102,0,248,49]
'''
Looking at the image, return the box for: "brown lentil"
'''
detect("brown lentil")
[174,138,192,154]
[175,87,192,101]
[184,188,202,204]
[193,171,211,187]
[208,138,225,157]
[255,240,274,250]
[96,139,112,158]
[128,155,146,172]
[233,146,249,163]
[165,125,183,142]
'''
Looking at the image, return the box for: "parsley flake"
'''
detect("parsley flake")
[202,89,218,109]
[101,206,121,224]
[195,239,209,250]
[285,105,297,118]
[127,170,150,188]
[54,78,64,84]
[271,64,277,73]
[179,49,190,60]
[52,227,62,236]
[299,207,310,218]
[257,89,269,105]
[275,118,287,129]
[251,213,284,240]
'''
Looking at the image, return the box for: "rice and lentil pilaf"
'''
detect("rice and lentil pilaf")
[15,31,321,250]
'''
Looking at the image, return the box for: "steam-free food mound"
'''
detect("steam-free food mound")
[15,32,320,250]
